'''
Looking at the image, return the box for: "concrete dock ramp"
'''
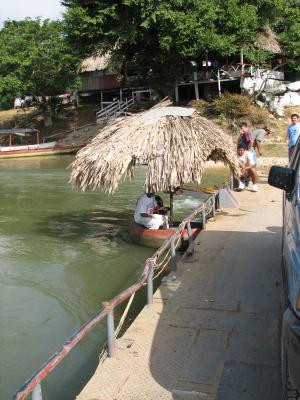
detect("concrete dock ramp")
[77,179,282,400]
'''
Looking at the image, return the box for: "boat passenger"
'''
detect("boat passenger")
[154,195,170,215]
[134,191,169,229]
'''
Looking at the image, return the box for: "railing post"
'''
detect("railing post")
[202,205,206,230]
[186,221,194,256]
[170,239,177,273]
[212,196,216,217]
[32,383,42,400]
[107,309,115,357]
[215,193,220,212]
[147,261,154,305]
[229,175,234,190]
[186,222,193,247]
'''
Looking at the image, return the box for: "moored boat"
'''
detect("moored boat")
[129,221,202,249]
[0,128,84,159]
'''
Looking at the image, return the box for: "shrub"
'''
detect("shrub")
[211,93,270,126]
[247,105,269,126]
[211,93,252,119]
[188,99,208,114]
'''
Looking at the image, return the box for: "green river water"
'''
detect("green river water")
[0,156,228,399]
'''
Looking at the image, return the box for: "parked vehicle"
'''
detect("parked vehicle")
[268,139,300,398]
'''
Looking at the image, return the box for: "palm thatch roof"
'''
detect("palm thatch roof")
[80,53,110,73]
[255,27,282,54]
[70,100,240,193]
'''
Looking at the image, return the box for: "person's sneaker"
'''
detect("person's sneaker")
[238,181,245,190]
[252,184,258,192]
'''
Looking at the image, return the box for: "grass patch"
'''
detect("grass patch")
[262,143,287,157]
[0,107,38,128]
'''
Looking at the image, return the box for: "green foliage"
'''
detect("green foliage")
[275,0,300,70]
[0,18,80,110]
[211,93,269,125]
[212,93,252,119]
[188,99,209,115]
[0,75,22,109]
[246,105,270,126]
[62,0,284,94]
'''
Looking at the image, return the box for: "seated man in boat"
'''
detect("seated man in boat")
[134,191,169,229]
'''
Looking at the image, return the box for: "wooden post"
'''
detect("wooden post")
[175,84,179,103]
[240,49,244,75]
[217,69,221,96]
[36,131,40,145]
[193,72,199,100]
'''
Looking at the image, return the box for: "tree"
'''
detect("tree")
[274,0,300,71]
[62,0,285,94]
[0,18,80,109]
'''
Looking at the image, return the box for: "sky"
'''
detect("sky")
[0,0,65,27]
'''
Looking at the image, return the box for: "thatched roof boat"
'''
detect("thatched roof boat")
[70,100,240,193]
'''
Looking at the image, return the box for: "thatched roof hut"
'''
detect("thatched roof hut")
[255,27,282,54]
[80,53,110,73]
[70,101,240,193]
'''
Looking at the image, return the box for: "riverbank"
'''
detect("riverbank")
[205,156,288,169]
[0,102,294,163]
[76,176,282,399]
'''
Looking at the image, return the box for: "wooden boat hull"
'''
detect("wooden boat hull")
[0,144,84,159]
[129,222,202,249]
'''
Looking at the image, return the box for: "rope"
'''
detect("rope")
[150,228,183,280]
[99,194,216,363]
[115,293,135,338]
[98,292,136,365]
[153,248,171,269]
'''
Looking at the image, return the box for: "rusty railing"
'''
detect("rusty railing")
[13,189,221,400]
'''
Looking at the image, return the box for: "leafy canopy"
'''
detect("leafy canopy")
[275,0,300,71]
[0,18,80,109]
[63,0,286,91]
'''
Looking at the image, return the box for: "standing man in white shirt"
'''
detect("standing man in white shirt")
[134,191,169,229]
[237,144,258,192]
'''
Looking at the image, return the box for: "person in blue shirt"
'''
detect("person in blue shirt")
[287,113,300,159]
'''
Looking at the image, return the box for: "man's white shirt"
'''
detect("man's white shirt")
[238,150,255,167]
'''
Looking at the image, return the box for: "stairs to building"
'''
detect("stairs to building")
[96,97,135,124]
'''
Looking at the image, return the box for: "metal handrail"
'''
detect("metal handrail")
[13,188,221,400]
[96,98,135,122]
[96,100,120,120]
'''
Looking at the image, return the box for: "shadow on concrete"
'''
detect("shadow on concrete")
[147,227,282,399]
